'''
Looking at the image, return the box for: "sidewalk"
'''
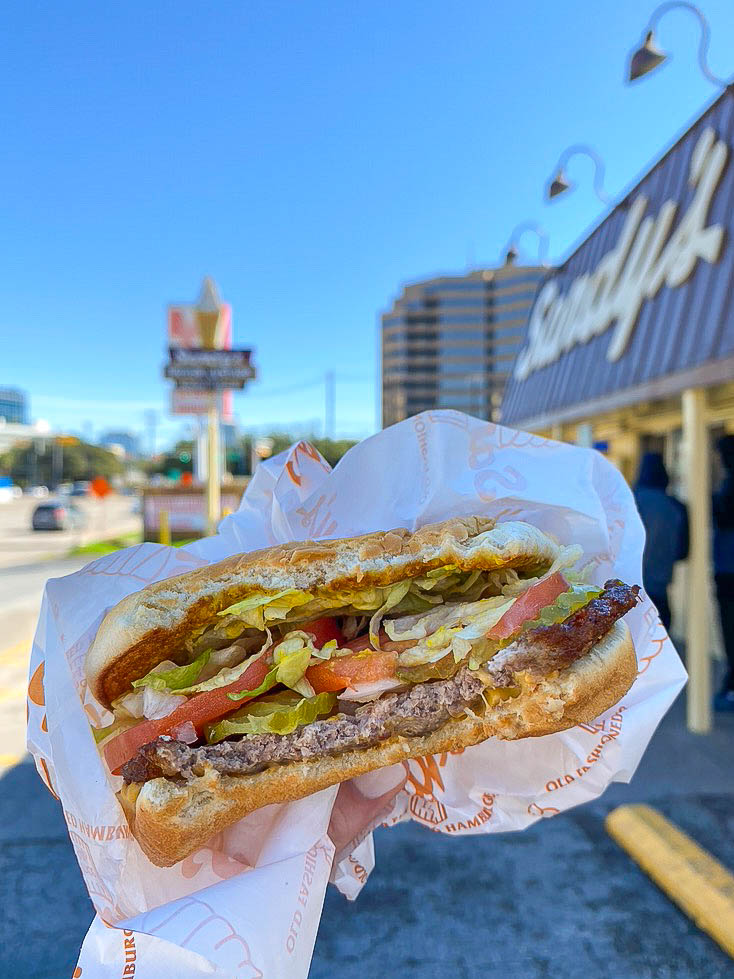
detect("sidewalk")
[2,690,734,979]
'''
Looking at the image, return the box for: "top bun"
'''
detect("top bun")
[85,517,560,709]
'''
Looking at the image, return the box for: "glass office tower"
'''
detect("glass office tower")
[381,261,546,427]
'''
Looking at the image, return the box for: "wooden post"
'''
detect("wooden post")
[681,387,711,734]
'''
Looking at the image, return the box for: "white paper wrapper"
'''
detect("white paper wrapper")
[26,411,686,978]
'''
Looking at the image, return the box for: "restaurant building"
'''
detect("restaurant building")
[381,261,546,427]
[501,86,734,733]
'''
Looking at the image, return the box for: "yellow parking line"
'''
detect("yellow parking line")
[0,753,23,767]
[606,804,734,958]
[0,638,32,665]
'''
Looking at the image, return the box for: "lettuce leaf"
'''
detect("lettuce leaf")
[132,649,211,692]
[174,646,270,695]
[218,589,314,630]
[226,666,279,702]
[206,690,336,743]
[272,632,315,696]
[369,579,412,647]
[91,717,137,745]
[226,630,324,703]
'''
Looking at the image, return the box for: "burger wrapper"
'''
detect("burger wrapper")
[26,411,686,977]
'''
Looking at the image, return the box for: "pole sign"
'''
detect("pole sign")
[164,348,256,389]
[166,296,252,417]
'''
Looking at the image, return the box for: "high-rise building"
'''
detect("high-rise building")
[0,387,29,425]
[381,261,546,427]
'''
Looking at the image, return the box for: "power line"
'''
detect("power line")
[244,372,371,400]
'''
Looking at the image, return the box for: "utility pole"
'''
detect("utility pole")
[324,370,335,440]
[51,439,63,489]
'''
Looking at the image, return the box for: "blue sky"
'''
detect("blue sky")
[2,0,733,448]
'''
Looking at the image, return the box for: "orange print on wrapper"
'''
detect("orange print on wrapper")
[295,493,338,539]
[284,441,330,487]
[403,754,449,827]
[28,660,56,797]
[28,660,45,707]
[140,897,263,979]
[528,802,560,819]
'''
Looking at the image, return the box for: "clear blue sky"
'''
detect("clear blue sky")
[1,0,732,448]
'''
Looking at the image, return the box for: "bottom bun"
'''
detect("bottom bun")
[126,619,636,866]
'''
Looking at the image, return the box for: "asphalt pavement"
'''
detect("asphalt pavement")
[0,494,139,569]
[2,689,734,978]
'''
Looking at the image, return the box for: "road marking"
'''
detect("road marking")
[606,804,734,958]
[0,752,23,768]
[0,638,31,665]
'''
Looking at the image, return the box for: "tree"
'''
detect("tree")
[0,438,124,488]
[145,440,195,478]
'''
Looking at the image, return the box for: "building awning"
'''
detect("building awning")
[502,86,734,429]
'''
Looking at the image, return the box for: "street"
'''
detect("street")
[0,495,141,773]
[0,494,140,570]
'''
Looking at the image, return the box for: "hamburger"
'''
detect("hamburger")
[86,516,640,867]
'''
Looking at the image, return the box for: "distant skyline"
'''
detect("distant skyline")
[2,0,733,449]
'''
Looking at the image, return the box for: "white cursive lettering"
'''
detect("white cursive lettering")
[515,128,728,378]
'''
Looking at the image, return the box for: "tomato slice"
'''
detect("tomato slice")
[302,617,344,648]
[103,654,272,774]
[488,571,568,640]
[307,648,398,693]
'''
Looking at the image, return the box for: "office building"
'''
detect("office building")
[0,387,29,425]
[381,262,546,427]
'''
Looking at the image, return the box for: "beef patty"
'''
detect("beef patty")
[121,580,638,784]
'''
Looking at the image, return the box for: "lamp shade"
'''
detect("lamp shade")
[628,30,667,82]
[547,169,571,199]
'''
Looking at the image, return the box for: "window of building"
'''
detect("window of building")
[436,392,486,408]
[490,308,528,324]
[492,272,544,287]
[489,288,539,303]
[437,314,485,325]
[425,281,487,294]
[492,327,525,340]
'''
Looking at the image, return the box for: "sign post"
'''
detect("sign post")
[206,394,221,535]
[165,279,256,537]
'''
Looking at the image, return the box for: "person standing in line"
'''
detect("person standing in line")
[633,452,689,633]
[713,435,734,712]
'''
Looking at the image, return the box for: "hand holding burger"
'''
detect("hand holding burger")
[86,516,639,867]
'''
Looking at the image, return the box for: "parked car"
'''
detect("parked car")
[70,480,91,496]
[26,485,50,498]
[31,500,86,531]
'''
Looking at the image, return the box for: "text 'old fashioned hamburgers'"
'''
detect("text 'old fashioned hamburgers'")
[86,516,640,866]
